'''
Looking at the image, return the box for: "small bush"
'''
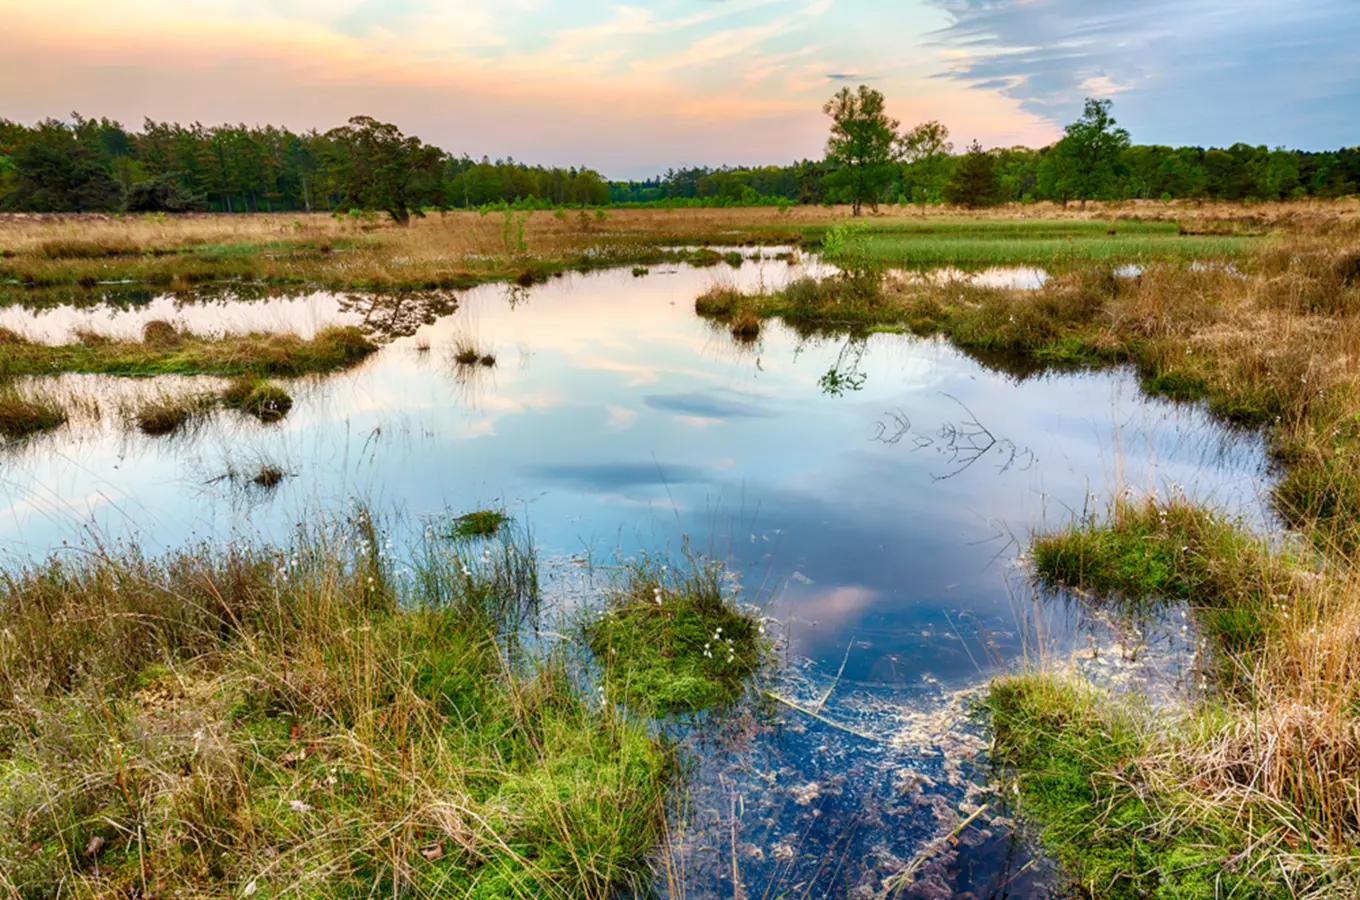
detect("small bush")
[141,319,182,348]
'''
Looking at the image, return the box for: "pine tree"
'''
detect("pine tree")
[943,141,999,208]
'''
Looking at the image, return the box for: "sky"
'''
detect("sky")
[2,0,1357,179]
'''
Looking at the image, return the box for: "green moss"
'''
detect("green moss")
[988,674,1277,899]
[585,557,765,715]
[1031,498,1286,664]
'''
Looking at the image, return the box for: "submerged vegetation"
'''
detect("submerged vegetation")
[584,555,766,715]
[0,514,682,899]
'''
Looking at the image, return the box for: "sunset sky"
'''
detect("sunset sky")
[3,0,1356,178]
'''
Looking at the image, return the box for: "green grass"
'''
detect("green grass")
[0,325,375,377]
[0,515,674,899]
[802,218,1263,268]
[987,674,1277,899]
[1032,497,1293,666]
[584,555,766,715]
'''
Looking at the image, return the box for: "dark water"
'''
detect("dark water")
[0,259,1269,897]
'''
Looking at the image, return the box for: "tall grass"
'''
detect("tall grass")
[0,514,673,899]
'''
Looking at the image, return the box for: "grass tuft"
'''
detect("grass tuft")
[0,384,67,440]
[222,377,294,422]
[584,554,766,715]
[133,391,217,436]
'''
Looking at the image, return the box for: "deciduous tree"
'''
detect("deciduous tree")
[323,116,445,225]
[822,85,900,216]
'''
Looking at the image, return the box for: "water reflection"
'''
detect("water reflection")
[0,260,1270,897]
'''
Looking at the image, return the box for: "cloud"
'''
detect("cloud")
[930,0,1360,149]
[643,392,774,420]
[527,462,713,492]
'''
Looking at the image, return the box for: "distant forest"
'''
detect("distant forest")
[1,110,1356,216]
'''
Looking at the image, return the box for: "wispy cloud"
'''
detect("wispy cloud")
[931,0,1360,148]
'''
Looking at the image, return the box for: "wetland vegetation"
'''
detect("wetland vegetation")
[0,172,1359,895]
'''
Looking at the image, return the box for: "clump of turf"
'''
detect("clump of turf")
[252,464,285,487]
[133,391,216,436]
[688,248,723,268]
[694,285,744,318]
[141,319,183,348]
[1031,496,1292,662]
[222,377,293,422]
[452,338,494,367]
[0,385,67,440]
[449,509,510,538]
[586,555,765,715]
[987,673,1263,899]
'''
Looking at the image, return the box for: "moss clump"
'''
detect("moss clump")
[987,674,1266,899]
[586,557,765,715]
[449,509,510,538]
[222,377,293,422]
[0,386,67,440]
[1031,497,1291,662]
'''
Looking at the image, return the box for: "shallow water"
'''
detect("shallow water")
[0,259,1270,896]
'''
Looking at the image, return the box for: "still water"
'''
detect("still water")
[0,259,1269,896]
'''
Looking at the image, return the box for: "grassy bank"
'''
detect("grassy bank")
[0,516,669,899]
[993,494,1360,895]
[0,321,375,377]
[0,512,770,898]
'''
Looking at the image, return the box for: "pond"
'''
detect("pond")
[0,258,1270,896]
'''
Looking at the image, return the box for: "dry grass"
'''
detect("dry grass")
[5,200,1354,292]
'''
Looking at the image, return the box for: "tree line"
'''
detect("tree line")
[0,114,611,222]
[1,97,1356,221]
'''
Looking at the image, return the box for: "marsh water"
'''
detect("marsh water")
[0,259,1270,897]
